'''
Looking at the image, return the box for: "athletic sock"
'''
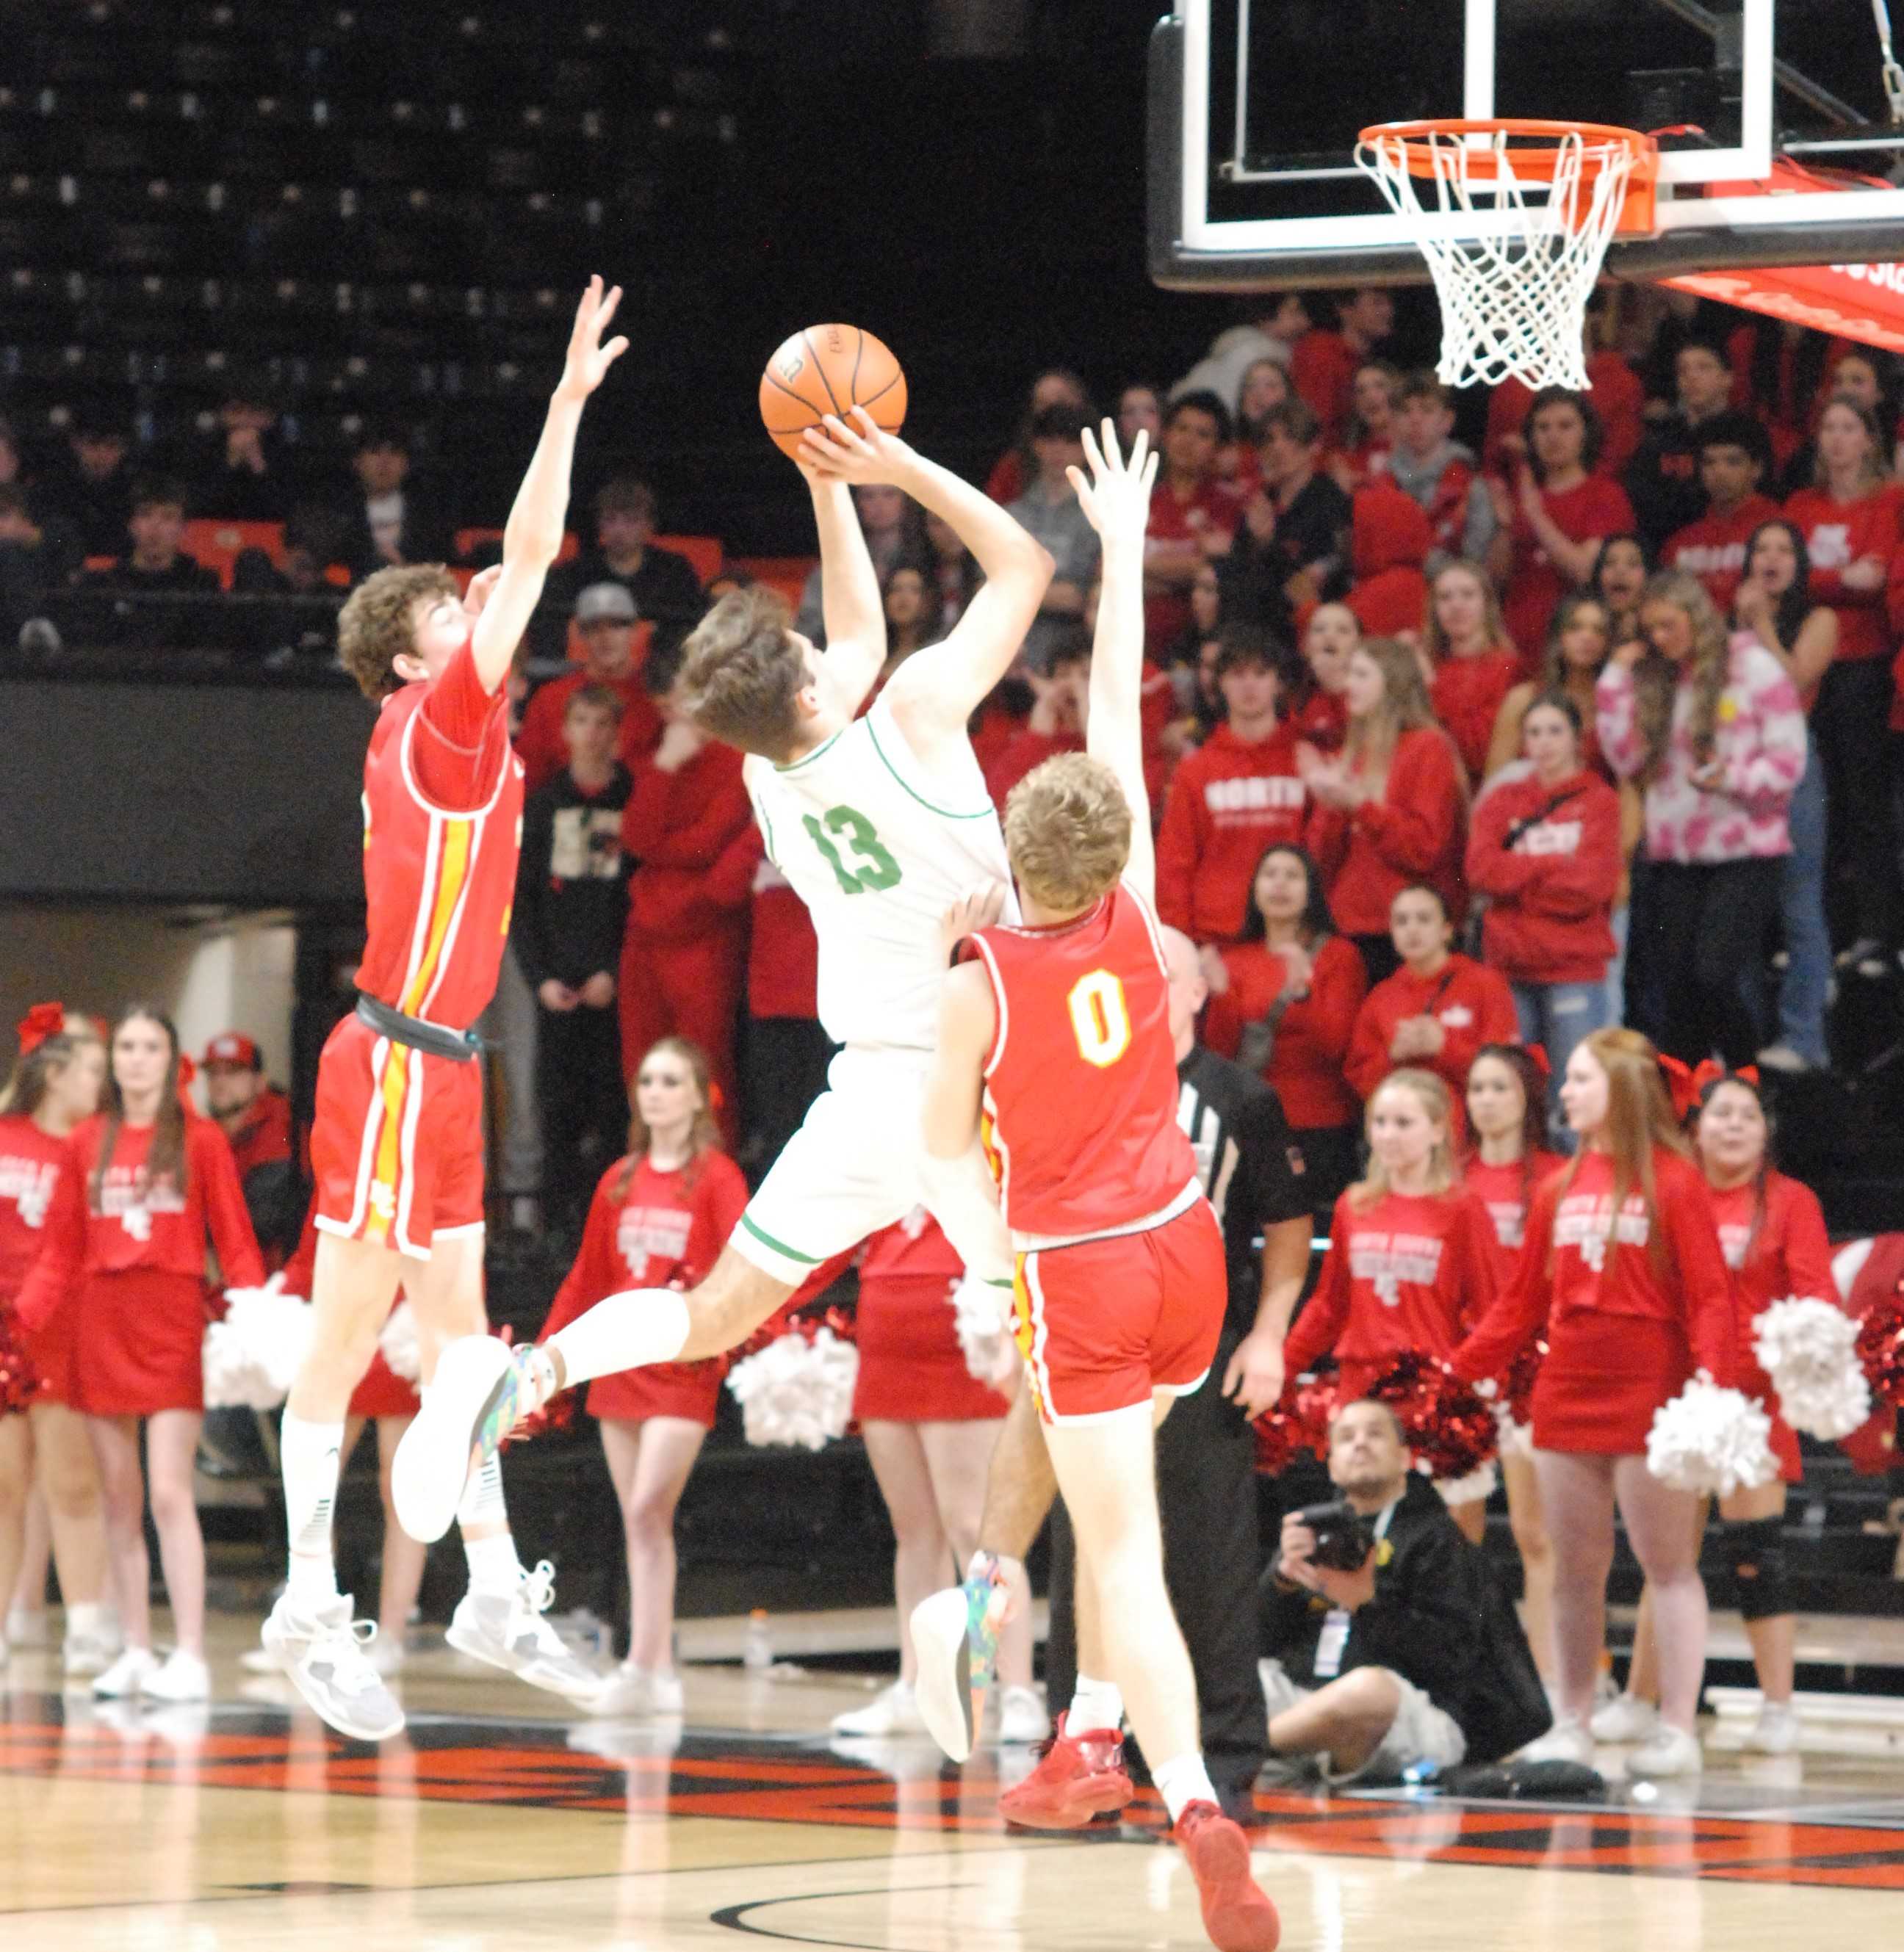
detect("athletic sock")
[280,1413,345,1607]
[1068,1673,1125,1735]
[65,1603,105,1641]
[1154,1752,1221,1825]
[457,1456,519,1592]
[544,1289,690,1388]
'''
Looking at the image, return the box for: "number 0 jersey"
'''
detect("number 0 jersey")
[744,692,1015,1052]
[971,881,1202,1248]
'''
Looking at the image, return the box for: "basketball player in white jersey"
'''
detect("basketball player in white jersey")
[392,405,1054,1543]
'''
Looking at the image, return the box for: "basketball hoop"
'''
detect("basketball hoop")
[1355,119,1659,391]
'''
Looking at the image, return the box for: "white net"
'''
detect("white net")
[1355,124,1640,391]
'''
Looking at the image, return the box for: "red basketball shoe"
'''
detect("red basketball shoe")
[1175,1799,1281,1952]
[995,1713,1133,1829]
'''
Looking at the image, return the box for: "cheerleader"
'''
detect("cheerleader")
[273,1207,425,1676]
[1461,1044,1564,1683]
[15,1005,264,1701]
[538,1038,745,1718]
[1283,1069,1498,1541]
[0,1006,114,1678]
[1597,1066,1831,1755]
[830,1212,1045,1745]
[1454,1028,1738,1777]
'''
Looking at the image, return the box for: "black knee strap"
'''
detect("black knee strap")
[1723,1517,1790,1621]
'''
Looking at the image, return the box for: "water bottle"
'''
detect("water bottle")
[743,1608,772,1672]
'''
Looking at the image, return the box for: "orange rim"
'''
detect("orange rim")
[1358,118,1658,187]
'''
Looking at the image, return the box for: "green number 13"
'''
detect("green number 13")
[803,804,902,895]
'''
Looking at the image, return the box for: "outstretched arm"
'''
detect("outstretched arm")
[801,409,1053,758]
[921,961,998,1162]
[801,469,887,712]
[470,278,628,692]
[1074,421,1160,903]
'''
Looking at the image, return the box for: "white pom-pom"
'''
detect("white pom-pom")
[1645,1373,1778,1497]
[950,1275,1017,1387]
[1434,1461,1499,1506]
[1495,1406,1535,1460]
[1753,1295,1873,1441]
[724,1329,859,1450]
[379,1300,422,1382]
[203,1287,313,1410]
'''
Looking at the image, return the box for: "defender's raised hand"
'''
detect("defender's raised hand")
[1066,419,1157,551]
[556,275,630,402]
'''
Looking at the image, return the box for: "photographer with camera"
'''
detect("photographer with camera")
[1261,1399,1548,1782]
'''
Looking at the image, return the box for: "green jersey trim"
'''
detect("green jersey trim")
[739,1211,821,1265]
[866,714,995,822]
[774,726,847,775]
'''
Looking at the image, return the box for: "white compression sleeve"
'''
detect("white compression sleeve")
[917,1139,1014,1291]
[545,1289,691,1387]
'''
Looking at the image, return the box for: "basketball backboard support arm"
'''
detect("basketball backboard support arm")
[1150,0,1904,293]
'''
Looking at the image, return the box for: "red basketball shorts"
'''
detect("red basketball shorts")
[1012,1200,1226,1425]
[311,1015,485,1262]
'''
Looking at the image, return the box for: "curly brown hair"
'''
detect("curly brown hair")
[336,564,461,700]
[1003,752,1133,914]
[1629,570,1732,786]
[677,586,808,762]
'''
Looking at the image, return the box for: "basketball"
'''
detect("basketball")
[758,323,907,460]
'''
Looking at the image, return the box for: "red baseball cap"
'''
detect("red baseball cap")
[201,1033,261,1070]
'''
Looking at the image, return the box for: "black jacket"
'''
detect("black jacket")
[1261,1475,1490,1737]
[513,765,635,989]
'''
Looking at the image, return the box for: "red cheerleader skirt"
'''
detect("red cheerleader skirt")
[0,1302,44,1414]
[1530,1309,1692,1456]
[70,1268,209,1417]
[853,1275,1012,1425]
[349,1346,421,1422]
[587,1358,724,1430]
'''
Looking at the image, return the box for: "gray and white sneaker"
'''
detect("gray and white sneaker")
[446,1561,602,1700]
[260,1591,406,1741]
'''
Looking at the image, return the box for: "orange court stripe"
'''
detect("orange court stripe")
[367,1041,413,1244]
[400,817,474,1016]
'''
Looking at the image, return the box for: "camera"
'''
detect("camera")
[1293,1500,1377,1573]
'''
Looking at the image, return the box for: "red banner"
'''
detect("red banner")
[1662,160,1904,355]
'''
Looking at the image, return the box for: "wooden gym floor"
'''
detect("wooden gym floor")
[4,1611,1903,1951]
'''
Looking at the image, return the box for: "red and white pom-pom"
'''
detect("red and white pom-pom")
[950,1274,1018,1387]
[1645,1373,1777,1496]
[378,1300,423,1383]
[724,1326,859,1450]
[203,1279,311,1410]
[1857,1287,1904,1412]
[1753,1296,1872,1440]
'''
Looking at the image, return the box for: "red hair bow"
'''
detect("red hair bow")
[1523,1043,1551,1080]
[1656,1053,1698,1120]
[1691,1058,1758,1096]
[15,1002,66,1056]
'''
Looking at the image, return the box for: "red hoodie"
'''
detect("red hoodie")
[1661,495,1783,614]
[1465,767,1622,983]
[1201,934,1367,1129]
[1430,649,1518,784]
[620,740,755,943]
[1344,953,1519,1113]
[1155,720,1308,942]
[514,665,663,795]
[1784,483,1903,660]
[1501,474,1636,662]
[1344,481,1430,639]
[1291,329,1357,449]
[1305,726,1465,933]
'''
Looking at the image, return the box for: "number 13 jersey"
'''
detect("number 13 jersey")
[971,880,1202,1248]
[744,692,1015,1052]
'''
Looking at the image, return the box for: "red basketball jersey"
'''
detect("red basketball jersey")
[972,881,1200,1246]
[356,641,524,1033]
